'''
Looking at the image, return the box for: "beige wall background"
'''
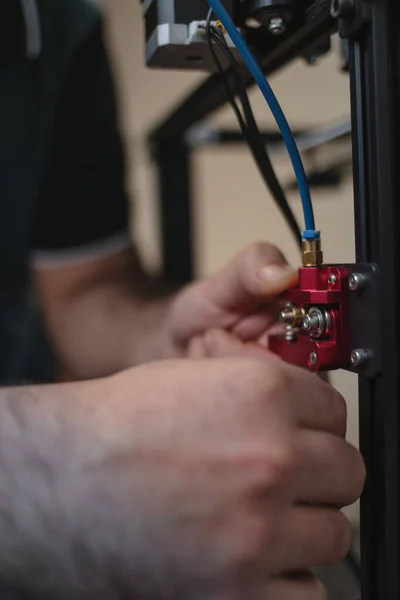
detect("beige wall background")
[100,0,359,523]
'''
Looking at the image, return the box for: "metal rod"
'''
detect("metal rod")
[153,138,195,283]
[184,120,351,150]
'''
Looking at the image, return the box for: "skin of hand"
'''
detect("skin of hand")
[163,242,298,360]
[34,242,297,378]
[1,356,365,600]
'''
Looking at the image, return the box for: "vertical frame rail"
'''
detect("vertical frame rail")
[152,137,195,284]
[349,1,400,598]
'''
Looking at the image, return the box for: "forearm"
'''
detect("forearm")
[0,380,106,598]
[36,248,179,380]
[54,279,176,379]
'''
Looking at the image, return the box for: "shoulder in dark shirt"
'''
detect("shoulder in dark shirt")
[0,0,130,383]
[30,0,130,260]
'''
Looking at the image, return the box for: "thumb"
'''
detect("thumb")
[203,243,298,313]
[168,243,298,347]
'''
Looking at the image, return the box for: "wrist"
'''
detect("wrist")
[123,294,181,367]
[0,381,96,595]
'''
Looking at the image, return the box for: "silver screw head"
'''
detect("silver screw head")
[284,325,297,342]
[349,273,365,291]
[309,352,318,366]
[304,308,332,339]
[351,349,369,367]
[268,17,287,36]
[328,274,337,286]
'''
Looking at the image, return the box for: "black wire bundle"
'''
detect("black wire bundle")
[204,13,362,584]
[203,9,302,248]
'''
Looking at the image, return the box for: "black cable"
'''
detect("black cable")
[205,10,362,588]
[205,15,248,131]
[209,33,302,247]
[208,23,302,246]
[204,10,302,247]
[206,23,362,581]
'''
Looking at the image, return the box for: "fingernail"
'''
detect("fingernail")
[258,264,297,284]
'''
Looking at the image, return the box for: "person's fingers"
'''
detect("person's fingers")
[276,362,347,437]
[203,329,276,359]
[187,335,207,358]
[271,506,353,573]
[169,243,297,347]
[204,329,243,356]
[230,305,276,341]
[257,321,286,347]
[292,430,366,506]
[264,575,327,600]
[201,242,298,313]
[202,353,346,437]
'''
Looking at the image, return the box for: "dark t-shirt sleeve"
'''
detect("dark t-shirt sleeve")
[30,18,130,257]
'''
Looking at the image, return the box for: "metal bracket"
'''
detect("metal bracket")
[268,263,381,378]
[340,263,381,378]
[332,0,372,40]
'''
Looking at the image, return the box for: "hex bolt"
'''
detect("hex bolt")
[349,273,365,292]
[304,313,320,331]
[351,349,370,368]
[268,16,287,36]
[328,274,337,286]
[284,325,297,342]
[309,352,318,366]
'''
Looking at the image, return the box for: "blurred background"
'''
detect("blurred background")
[100,1,359,595]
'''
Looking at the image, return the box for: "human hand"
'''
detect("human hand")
[164,242,298,359]
[16,356,364,599]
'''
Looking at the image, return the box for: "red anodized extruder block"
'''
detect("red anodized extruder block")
[268,266,351,371]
